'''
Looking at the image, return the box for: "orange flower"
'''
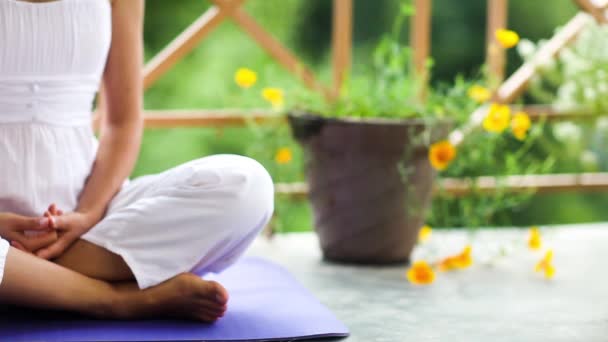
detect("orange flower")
[511,112,531,140]
[234,68,257,88]
[483,104,511,133]
[528,227,542,250]
[406,261,436,285]
[418,225,432,243]
[495,29,520,49]
[275,147,293,164]
[467,85,491,103]
[535,250,555,279]
[438,245,473,271]
[429,140,456,171]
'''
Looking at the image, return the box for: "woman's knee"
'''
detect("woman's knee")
[184,155,275,225]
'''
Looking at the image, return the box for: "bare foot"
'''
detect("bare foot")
[114,273,229,322]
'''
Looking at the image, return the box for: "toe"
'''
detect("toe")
[198,312,220,323]
[197,299,225,314]
[207,281,229,304]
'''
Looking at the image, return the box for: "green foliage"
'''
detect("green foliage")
[291,2,473,121]
[249,2,553,230]
[135,0,599,231]
[523,22,608,114]
[431,119,554,228]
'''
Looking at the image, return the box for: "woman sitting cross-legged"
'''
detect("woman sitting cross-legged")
[0,0,274,322]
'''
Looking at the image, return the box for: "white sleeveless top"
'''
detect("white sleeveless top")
[0,0,111,216]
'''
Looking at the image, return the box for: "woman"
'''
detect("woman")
[0,0,274,322]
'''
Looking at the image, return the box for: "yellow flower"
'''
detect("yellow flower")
[467,85,491,103]
[438,245,473,271]
[234,68,257,89]
[406,260,436,285]
[528,226,542,250]
[511,112,531,140]
[483,104,511,133]
[262,87,284,109]
[535,249,555,279]
[495,29,520,49]
[429,140,456,171]
[275,147,293,164]
[418,225,432,243]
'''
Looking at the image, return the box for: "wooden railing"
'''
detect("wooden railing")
[124,0,608,197]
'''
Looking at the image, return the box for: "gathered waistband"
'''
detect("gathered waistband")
[0,78,98,126]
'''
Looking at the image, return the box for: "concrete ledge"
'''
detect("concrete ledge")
[247,224,608,341]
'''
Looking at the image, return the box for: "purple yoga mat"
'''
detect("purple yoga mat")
[0,257,349,341]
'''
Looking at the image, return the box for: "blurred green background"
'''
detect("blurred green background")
[137,0,608,230]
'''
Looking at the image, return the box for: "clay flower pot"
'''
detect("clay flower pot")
[288,111,450,264]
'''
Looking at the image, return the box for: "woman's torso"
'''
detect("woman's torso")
[0,0,111,215]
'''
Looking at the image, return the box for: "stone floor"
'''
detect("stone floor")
[247,224,608,342]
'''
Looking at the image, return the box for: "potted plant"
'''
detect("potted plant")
[284,7,473,264]
[236,5,551,266]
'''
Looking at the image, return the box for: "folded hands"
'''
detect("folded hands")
[0,204,99,259]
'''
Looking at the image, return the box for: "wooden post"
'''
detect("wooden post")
[332,0,353,98]
[496,12,591,103]
[486,0,508,85]
[574,0,607,23]
[143,0,245,90]
[225,7,331,97]
[410,0,432,100]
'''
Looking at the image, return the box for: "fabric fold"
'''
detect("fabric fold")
[0,239,9,286]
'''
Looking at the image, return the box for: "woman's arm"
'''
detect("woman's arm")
[36,0,145,259]
[77,0,145,220]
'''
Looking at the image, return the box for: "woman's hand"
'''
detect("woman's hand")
[35,204,100,260]
[0,212,58,252]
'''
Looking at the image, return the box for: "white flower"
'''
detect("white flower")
[554,82,580,112]
[597,117,608,131]
[584,87,597,100]
[517,39,536,60]
[535,58,556,73]
[581,150,599,171]
[553,122,582,142]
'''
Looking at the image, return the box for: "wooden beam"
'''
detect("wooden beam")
[142,109,281,128]
[275,173,608,198]
[132,105,607,132]
[439,173,608,196]
[496,12,591,103]
[521,104,604,121]
[332,0,353,97]
[143,0,245,90]
[212,0,331,97]
[486,0,508,84]
[410,0,432,89]
[127,104,608,132]
[574,0,607,23]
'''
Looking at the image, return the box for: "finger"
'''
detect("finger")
[50,215,68,230]
[47,213,57,229]
[10,240,30,254]
[16,216,52,231]
[36,235,74,260]
[24,231,59,251]
[39,214,56,230]
[48,204,57,216]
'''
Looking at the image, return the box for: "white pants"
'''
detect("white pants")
[0,154,274,289]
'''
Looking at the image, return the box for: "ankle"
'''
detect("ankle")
[90,284,138,319]
[110,285,159,319]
